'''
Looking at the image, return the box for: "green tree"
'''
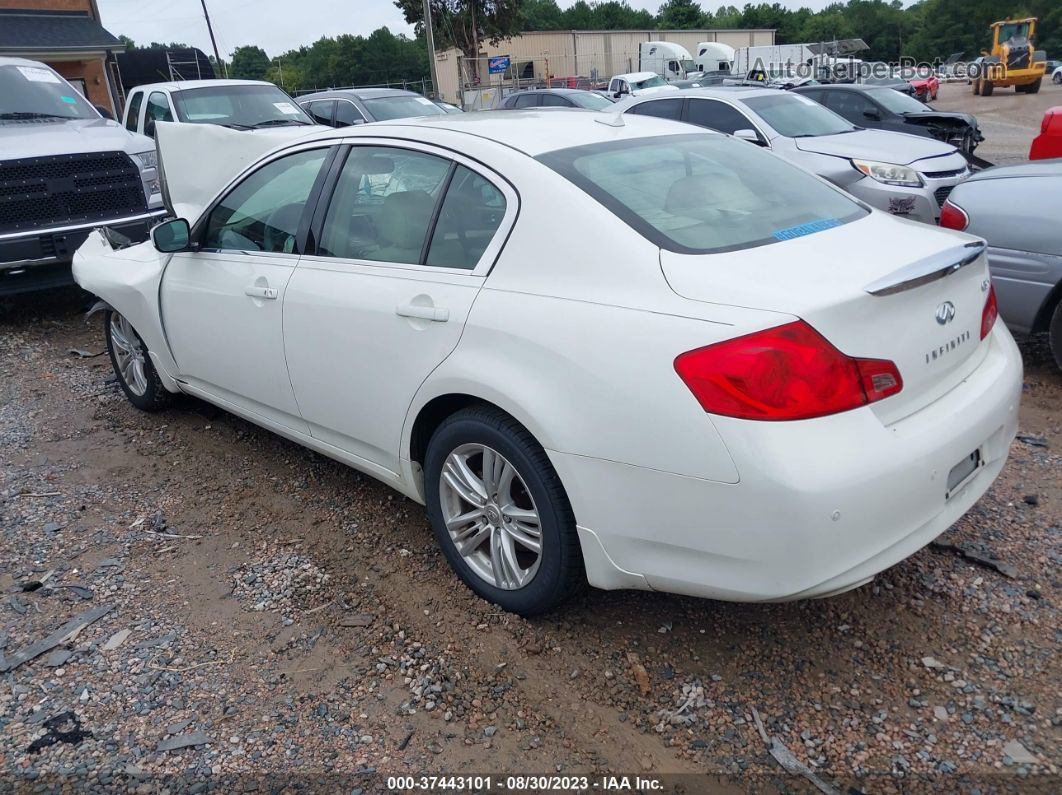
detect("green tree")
[522,0,565,30]
[230,45,270,80]
[656,0,704,29]
[394,0,523,62]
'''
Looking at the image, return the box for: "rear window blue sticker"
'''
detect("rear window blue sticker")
[773,218,841,241]
[60,96,77,104]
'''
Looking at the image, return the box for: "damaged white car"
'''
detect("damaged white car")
[74,113,1021,616]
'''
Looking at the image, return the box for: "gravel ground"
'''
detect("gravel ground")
[932,78,1062,165]
[1,106,1060,791]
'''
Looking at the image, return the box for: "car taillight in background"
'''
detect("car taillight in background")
[939,200,969,231]
[981,284,998,340]
[674,320,903,421]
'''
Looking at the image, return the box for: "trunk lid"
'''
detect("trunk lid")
[660,212,993,424]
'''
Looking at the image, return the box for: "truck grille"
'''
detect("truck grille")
[0,152,147,235]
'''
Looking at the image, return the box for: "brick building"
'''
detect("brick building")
[0,0,124,114]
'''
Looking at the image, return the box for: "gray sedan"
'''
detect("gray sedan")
[296,88,447,126]
[611,86,970,224]
[941,160,1062,368]
[500,88,615,111]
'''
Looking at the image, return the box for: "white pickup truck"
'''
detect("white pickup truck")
[0,57,165,295]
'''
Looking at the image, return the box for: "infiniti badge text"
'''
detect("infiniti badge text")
[925,330,971,364]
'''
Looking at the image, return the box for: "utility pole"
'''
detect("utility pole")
[422,0,440,98]
[199,0,224,77]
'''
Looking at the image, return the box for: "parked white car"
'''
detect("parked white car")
[121,79,315,138]
[73,111,1021,615]
[607,72,680,99]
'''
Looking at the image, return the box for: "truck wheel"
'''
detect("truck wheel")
[972,79,981,95]
[105,311,171,411]
[1026,77,1041,94]
[1054,72,1062,84]
[1050,301,1062,372]
[981,79,994,96]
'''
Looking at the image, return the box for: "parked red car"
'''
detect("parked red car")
[1030,106,1062,159]
[910,74,940,101]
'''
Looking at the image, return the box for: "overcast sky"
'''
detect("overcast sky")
[97,0,889,60]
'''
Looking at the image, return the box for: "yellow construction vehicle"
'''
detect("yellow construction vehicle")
[973,17,1047,96]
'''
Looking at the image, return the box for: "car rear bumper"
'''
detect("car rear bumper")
[0,210,165,296]
[551,322,1022,602]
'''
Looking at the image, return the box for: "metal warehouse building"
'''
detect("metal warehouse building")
[435,28,776,105]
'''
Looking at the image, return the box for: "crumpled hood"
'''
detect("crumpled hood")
[156,121,320,224]
[0,118,154,159]
[902,110,980,130]
[794,128,958,166]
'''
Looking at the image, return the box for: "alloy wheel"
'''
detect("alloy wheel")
[109,313,148,396]
[439,443,542,590]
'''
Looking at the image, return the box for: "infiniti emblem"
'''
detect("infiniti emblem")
[935,301,956,325]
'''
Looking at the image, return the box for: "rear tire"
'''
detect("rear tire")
[423,406,584,616]
[1049,301,1062,372]
[1054,72,1062,84]
[1026,77,1041,94]
[973,79,981,95]
[105,310,171,412]
[981,79,994,96]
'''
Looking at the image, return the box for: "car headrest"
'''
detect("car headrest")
[377,190,435,249]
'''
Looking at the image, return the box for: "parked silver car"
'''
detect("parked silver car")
[941,160,1062,369]
[296,88,447,127]
[612,86,970,224]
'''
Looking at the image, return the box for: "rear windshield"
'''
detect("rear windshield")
[744,93,857,138]
[538,134,866,254]
[0,63,98,121]
[171,84,313,129]
[362,94,448,121]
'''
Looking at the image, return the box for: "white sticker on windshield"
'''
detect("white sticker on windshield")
[273,102,301,115]
[414,97,435,105]
[18,66,62,84]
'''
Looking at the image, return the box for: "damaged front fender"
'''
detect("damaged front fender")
[72,230,181,393]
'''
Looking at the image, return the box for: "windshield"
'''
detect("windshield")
[361,94,447,121]
[569,92,614,110]
[998,22,1030,42]
[868,87,929,114]
[538,134,865,254]
[633,75,667,90]
[0,64,98,121]
[171,84,312,128]
[743,94,856,138]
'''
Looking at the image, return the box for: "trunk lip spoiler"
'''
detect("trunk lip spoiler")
[863,241,986,297]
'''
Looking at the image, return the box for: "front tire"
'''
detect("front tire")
[105,310,171,411]
[424,406,583,616]
[1049,300,1062,372]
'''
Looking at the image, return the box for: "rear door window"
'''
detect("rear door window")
[512,93,539,109]
[306,100,336,126]
[629,98,683,120]
[541,93,573,107]
[686,98,755,135]
[425,166,506,269]
[538,134,865,254]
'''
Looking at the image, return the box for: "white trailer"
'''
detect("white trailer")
[733,44,814,81]
[639,41,695,81]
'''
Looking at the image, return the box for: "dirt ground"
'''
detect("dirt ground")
[932,78,1062,165]
[1,96,1060,793]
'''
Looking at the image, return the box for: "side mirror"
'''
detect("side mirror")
[863,109,881,121]
[151,218,190,252]
[94,105,114,120]
[734,129,762,145]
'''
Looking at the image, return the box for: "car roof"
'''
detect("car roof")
[0,56,55,68]
[663,86,780,100]
[297,88,421,101]
[129,79,277,92]
[509,88,599,95]
[293,109,717,157]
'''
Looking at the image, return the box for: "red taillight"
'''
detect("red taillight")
[980,284,998,340]
[674,320,903,421]
[939,201,968,230]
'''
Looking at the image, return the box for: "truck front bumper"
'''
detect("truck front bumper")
[0,210,166,296]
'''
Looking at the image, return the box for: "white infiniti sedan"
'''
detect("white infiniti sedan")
[73,111,1022,616]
